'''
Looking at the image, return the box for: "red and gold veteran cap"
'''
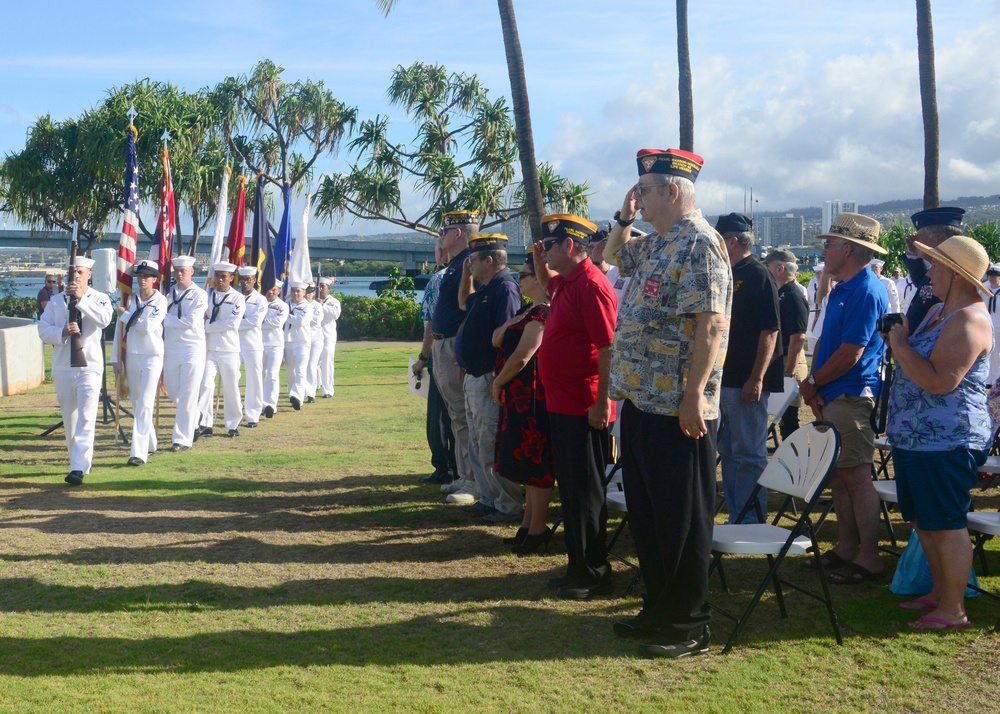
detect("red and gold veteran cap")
[541,213,598,244]
[468,233,509,252]
[442,210,481,227]
[636,148,704,181]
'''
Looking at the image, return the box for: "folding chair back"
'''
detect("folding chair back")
[758,419,839,503]
[765,376,800,450]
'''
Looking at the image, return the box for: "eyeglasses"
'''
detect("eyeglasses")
[439,226,454,237]
[519,271,535,280]
[541,237,566,251]
[823,239,848,250]
[45,280,55,284]
[635,182,666,198]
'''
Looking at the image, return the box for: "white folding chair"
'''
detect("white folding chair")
[710,421,843,654]
[765,376,800,451]
[966,510,1000,632]
[604,462,641,596]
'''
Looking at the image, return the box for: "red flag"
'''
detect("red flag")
[116,125,140,308]
[149,147,176,291]
[226,176,247,267]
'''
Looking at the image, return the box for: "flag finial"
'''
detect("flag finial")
[161,129,171,147]
[127,104,137,125]
[240,158,248,175]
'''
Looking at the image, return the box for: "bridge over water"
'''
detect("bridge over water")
[0,229,530,272]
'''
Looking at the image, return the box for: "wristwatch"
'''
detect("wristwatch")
[614,210,634,228]
[806,374,818,387]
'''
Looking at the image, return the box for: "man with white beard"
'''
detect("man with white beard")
[317,277,342,397]
[261,284,288,418]
[198,261,245,438]
[162,255,208,452]
[237,267,267,427]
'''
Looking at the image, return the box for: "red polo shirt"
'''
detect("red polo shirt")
[538,259,618,416]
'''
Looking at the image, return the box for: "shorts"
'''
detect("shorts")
[821,394,875,469]
[892,447,986,531]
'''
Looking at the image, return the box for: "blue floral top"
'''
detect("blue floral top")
[887,303,994,451]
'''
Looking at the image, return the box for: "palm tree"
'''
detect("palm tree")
[915,0,939,209]
[376,0,546,241]
[677,0,694,152]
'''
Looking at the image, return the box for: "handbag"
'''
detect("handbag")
[889,534,980,598]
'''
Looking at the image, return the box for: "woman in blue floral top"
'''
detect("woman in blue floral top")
[885,235,994,631]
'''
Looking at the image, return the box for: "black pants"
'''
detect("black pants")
[427,369,456,477]
[549,413,611,584]
[620,400,716,642]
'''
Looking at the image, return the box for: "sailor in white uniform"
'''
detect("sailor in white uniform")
[198,261,245,437]
[317,277,342,397]
[37,255,114,485]
[284,280,312,410]
[163,255,208,452]
[984,264,1000,387]
[870,259,900,313]
[261,284,288,418]
[303,286,324,403]
[111,259,167,466]
[237,266,267,427]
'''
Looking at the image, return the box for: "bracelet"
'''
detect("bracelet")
[417,353,428,362]
[614,210,634,228]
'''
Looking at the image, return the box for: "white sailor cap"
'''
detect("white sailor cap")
[237,267,257,277]
[212,261,238,273]
[319,277,333,286]
[173,256,196,268]
[870,259,885,268]
[72,256,95,269]
[288,279,309,290]
[813,263,825,272]
[134,259,159,277]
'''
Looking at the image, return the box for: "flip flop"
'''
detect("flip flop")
[827,562,881,585]
[906,615,971,631]
[802,550,851,571]
[899,597,938,612]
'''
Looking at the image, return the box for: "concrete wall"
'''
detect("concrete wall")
[0,317,45,396]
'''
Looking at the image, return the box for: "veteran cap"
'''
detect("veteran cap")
[715,212,753,234]
[911,206,965,231]
[762,249,797,264]
[442,210,481,227]
[636,148,704,182]
[468,233,509,253]
[134,259,159,277]
[541,213,598,245]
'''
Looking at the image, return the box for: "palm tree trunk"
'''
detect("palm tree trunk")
[916,0,939,209]
[677,0,694,152]
[497,0,545,242]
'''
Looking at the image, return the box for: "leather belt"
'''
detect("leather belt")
[432,333,455,340]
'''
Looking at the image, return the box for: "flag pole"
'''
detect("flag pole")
[115,103,139,441]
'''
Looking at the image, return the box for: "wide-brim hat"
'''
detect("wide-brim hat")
[914,235,990,295]
[818,212,886,254]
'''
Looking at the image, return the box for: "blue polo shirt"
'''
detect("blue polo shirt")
[431,249,474,338]
[814,266,888,402]
[455,269,522,378]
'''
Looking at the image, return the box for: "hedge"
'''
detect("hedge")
[334,293,422,341]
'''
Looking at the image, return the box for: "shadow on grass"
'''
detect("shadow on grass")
[0,606,624,676]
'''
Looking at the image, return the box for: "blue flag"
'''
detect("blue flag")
[273,182,293,290]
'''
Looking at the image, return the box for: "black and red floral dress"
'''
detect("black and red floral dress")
[494,304,555,489]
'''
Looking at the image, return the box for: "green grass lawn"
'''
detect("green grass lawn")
[0,342,998,713]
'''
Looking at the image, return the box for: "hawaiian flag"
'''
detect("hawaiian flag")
[251,176,275,294]
[148,147,176,292]
[226,175,247,267]
[115,125,140,307]
[273,181,293,289]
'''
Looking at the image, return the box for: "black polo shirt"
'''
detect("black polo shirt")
[777,281,809,357]
[722,255,783,392]
[431,249,474,337]
[455,269,522,378]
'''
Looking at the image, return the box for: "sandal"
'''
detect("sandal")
[827,562,881,584]
[802,550,851,571]
[899,597,938,612]
[906,615,971,631]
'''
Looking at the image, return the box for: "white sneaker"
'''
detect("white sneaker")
[441,479,466,494]
[445,482,480,504]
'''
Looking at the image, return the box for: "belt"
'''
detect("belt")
[432,333,456,340]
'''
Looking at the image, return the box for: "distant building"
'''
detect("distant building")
[822,200,857,234]
[761,214,805,247]
[494,215,531,247]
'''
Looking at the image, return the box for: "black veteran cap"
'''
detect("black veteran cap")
[715,212,753,233]
[911,206,965,230]
[442,210,481,227]
[542,213,598,244]
[468,233,509,252]
[636,148,704,181]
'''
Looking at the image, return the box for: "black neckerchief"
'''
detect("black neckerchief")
[125,295,152,334]
[210,289,234,324]
[170,287,193,318]
[989,287,1000,314]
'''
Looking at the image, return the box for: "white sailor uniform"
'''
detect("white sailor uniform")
[305,298,324,400]
[163,283,208,447]
[239,289,267,424]
[262,296,289,415]
[199,286,245,432]
[284,298,312,406]
[37,287,114,475]
[111,291,167,462]
[318,294,342,396]
[986,286,1000,387]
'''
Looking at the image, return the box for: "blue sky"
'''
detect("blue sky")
[2,0,998,235]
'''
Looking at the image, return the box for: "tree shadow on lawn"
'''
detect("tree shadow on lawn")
[0,606,629,676]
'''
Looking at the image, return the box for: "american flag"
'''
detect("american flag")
[149,146,176,291]
[115,125,139,307]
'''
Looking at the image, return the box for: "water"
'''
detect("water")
[3,275,422,301]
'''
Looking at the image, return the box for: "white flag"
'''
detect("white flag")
[206,165,231,285]
[289,192,313,285]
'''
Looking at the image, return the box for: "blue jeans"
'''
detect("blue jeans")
[719,386,770,523]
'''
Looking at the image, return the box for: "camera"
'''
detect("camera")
[877,313,904,333]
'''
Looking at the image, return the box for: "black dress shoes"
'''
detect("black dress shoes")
[65,471,84,486]
[228,428,240,437]
[198,427,214,437]
[245,422,258,429]
[638,626,711,659]
[263,405,275,419]
[305,396,315,404]
[170,444,189,452]
[557,576,613,600]
[547,573,573,590]
[613,612,659,639]
[290,396,301,410]
[126,457,143,467]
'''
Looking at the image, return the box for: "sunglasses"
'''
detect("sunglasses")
[541,237,566,251]
[519,271,535,280]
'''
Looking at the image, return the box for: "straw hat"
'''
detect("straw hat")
[818,212,886,254]
[914,235,990,295]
